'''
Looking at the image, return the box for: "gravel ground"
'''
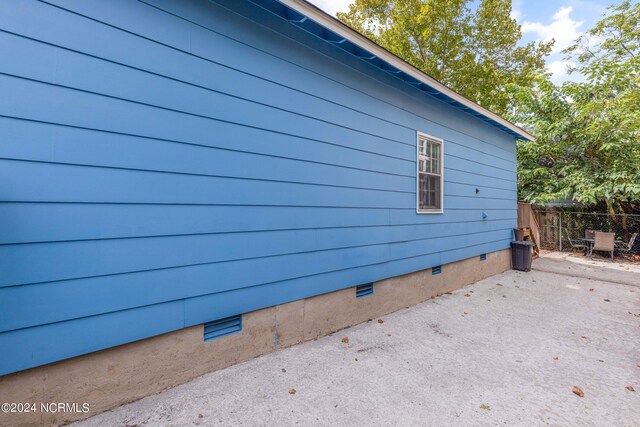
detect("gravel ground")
[77,256,640,426]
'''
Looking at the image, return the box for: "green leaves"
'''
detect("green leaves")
[336,0,551,116]
[514,1,640,213]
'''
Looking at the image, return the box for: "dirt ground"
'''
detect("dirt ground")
[76,254,640,426]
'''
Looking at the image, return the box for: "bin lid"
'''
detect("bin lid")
[511,240,533,247]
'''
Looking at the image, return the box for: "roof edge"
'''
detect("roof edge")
[276,0,536,142]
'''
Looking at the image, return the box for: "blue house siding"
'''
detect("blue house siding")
[0,0,518,375]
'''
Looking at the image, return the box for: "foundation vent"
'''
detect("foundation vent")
[480,253,487,261]
[204,314,242,341]
[356,283,374,298]
[432,265,442,275]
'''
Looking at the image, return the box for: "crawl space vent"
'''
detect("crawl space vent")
[204,314,242,341]
[356,283,374,298]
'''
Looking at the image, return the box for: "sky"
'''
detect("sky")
[308,0,613,82]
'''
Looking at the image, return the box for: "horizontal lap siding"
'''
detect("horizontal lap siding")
[0,0,518,374]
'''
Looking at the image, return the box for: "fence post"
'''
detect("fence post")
[559,212,563,251]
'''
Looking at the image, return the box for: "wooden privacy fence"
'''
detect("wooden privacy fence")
[517,202,540,255]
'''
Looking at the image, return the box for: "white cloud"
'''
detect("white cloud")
[522,6,584,53]
[547,60,576,82]
[307,0,352,16]
[510,8,523,22]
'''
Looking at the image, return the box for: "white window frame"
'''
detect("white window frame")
[416,132,444,214]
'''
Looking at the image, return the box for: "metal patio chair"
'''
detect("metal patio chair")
[614,232,638,254]
[566,230,587,252]
[592,231,615,260]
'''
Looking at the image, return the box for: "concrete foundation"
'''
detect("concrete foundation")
[0,249,510,426]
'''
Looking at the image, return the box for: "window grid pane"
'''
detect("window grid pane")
[431,143,440,174]
[419,174,441,210]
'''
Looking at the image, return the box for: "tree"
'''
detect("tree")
[513,1,640,216]
[337,0,552,116]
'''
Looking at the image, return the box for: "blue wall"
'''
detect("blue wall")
[0,0,517,375]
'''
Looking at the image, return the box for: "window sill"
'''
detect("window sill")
[417,209,444,215]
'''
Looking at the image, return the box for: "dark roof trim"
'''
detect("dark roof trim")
[251,0,536,141]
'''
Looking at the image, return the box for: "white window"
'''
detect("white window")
[416,132,444,214]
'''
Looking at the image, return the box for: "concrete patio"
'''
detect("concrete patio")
[76,254,640,426]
